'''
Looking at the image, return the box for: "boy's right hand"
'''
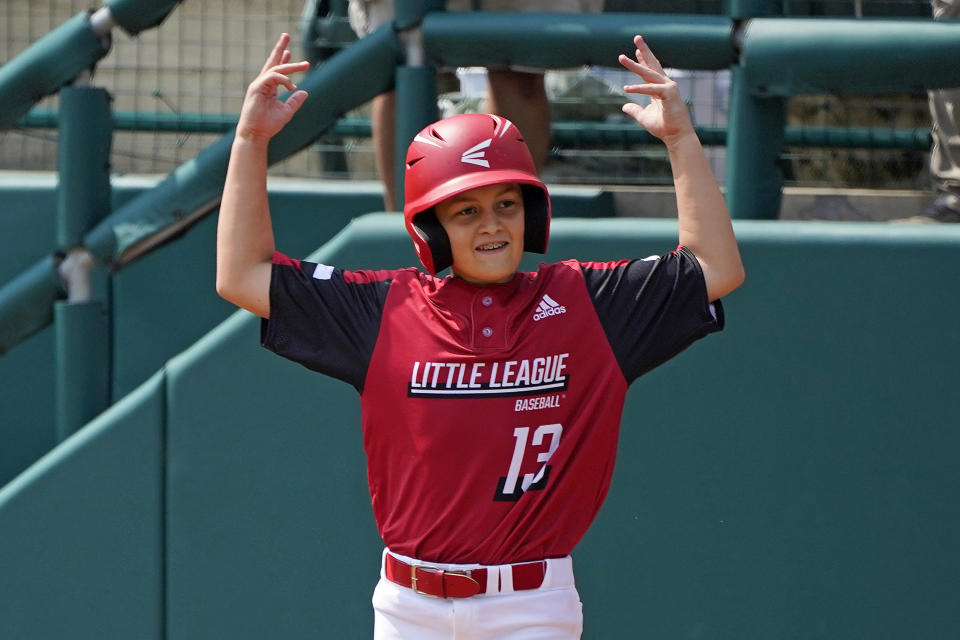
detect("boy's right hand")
[236,33,310,143]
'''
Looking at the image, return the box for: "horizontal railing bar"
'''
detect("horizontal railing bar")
[15,111,932,150]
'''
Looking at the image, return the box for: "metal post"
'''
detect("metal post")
[54,83,113,441]
[394,65,438,211]
[57,85,112,249]
[725,64,786,219]
[393,1,440,211]
[54,299,110,443]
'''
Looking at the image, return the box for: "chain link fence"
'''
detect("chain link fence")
[2,0,311,176]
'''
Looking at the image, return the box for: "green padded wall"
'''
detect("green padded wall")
[0,372,165,639]
[164,313,381,639]
[562,221,960,639]
[0,180,58,483]
[3,213,958,639]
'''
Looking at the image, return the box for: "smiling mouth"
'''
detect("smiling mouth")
[476,241,507,252]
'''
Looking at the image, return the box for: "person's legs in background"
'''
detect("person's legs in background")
[371,91,397,211]
[348,0,399,210]
[474,0,604,171]
[922,84,960,222]
[909,0,960,222]
[485,69,551,169]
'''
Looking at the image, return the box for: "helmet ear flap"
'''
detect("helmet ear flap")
[412,208,453,275]
[521,184,550,255]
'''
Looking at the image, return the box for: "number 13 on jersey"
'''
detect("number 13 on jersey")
[494,423,563,501]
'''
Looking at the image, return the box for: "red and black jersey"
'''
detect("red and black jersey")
[262,247,723,565]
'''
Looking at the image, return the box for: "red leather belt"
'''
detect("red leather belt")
[384,553,547,598]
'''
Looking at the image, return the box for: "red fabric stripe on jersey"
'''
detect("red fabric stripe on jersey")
[578,259,630,270]
[343,268,405,284]
[272,251,302,272]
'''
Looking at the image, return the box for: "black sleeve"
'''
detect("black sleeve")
[581,246,724,384]
[260,258,394,392]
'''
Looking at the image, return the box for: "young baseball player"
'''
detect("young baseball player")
[217,33,744,639]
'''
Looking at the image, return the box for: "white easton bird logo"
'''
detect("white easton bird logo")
[461,138,492,168]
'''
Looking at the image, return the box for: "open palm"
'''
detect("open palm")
[236,33,310,142]
[619,35,694,148]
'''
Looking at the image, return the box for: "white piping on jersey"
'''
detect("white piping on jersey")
[408,381,566,396]
[461,138,492,168]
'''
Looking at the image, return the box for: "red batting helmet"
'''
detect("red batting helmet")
[403,113,551,275]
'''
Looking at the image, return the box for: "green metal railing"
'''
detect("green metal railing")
[15,110,934,151]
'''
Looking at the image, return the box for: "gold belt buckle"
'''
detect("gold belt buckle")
[410,564,475,598]
[410,564,441,597]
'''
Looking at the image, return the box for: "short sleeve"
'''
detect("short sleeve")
[580,246,724,384]
[260,252,395,392]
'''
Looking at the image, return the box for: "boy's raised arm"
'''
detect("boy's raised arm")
[216,33,310,318]
[619,35,745,301]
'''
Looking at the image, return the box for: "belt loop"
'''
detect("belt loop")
[498,564,514,594]
[540,558,551,589]
[485,566,499,594]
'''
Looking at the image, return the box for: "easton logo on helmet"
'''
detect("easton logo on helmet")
[461,138,492,168]
[533,294,566,322]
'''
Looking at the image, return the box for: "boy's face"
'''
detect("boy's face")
[434,183,525,285]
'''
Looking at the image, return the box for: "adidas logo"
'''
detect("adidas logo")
[533,294,566,322]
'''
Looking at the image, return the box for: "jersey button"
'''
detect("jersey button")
[481,295,493,307]
[481,327,493,338]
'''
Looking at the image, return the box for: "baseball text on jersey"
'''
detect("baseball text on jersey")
[408,353,569,398]
[515,395,561,412]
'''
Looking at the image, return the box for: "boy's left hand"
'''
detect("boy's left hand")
[236,33,310,143]
[619,35,696,149]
